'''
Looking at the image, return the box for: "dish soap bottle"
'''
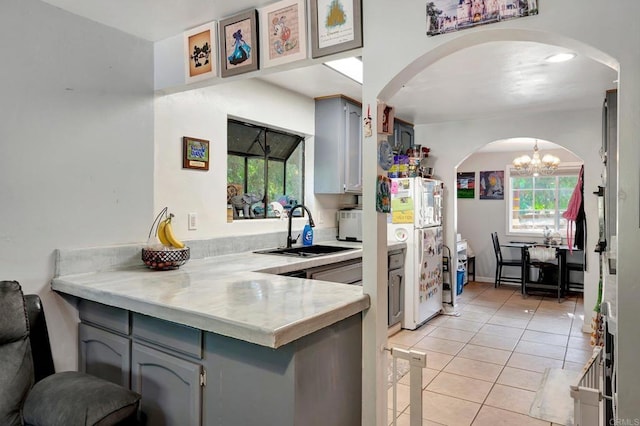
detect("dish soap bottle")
[302,222,314,246]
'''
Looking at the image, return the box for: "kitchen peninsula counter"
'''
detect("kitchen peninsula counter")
[52,239,404,426]
[52,240,405,348]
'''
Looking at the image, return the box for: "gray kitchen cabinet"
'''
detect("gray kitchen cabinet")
[79,323,131,388]
[307,259,362,285]
[132,342,203,426]
[388,118,414,154]
[314,95,362,194]
[78,299,131,388]
[77,299,362,426]
[388,250,405,326]
[604,89,617,246]
[202,313,362,426]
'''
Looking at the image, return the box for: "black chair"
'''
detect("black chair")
[0,280,141,426]
[491,232,523,288]
[565,262,584,293]
[523,246,563,302]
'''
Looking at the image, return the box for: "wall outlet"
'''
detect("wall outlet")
[318,210,326,225]
[188,213,197,230]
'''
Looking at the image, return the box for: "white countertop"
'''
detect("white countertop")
[52,241,405,348]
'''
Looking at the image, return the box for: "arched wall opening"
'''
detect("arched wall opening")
[377,29,617,330]
[455,137,584,288]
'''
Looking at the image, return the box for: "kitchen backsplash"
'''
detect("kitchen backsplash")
[55,227,339,276]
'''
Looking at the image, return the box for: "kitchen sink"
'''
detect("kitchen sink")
[254,244,357,258]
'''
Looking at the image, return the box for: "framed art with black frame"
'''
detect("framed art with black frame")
[310,0,362,58]
[219,10,259,77]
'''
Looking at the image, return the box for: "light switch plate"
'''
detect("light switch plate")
[188,213,197,230]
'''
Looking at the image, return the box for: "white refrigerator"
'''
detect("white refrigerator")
[388,177,444,330]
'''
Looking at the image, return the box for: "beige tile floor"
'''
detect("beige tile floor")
[387,281,592,426]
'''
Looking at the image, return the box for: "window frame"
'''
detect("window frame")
[227,118,306,220]
[505,162,582,236]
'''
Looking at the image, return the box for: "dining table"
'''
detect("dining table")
[501,241,582,296]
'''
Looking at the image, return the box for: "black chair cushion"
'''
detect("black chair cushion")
[23,371,140,426]
[0,281,35,426]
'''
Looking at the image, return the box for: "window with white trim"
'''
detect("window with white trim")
[507,167,580,234]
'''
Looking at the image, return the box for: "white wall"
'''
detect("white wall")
[0,0,154,370]
[154,78,345,241]
[363,1,640,420]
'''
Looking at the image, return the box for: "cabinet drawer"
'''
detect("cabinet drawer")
[309,260,362,284]
[78,299,130,335]
[132,313,202,360]
[388,251,404,270]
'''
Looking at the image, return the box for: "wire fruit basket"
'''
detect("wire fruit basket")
[141,247,190,270]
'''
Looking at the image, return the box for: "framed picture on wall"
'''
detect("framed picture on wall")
[479,170,504,200]
[310,0,363,58]
[259,0,307,68]
[457,172,475,199]
[426,0,539,37]
[219,10,259,77]
[183,137,210,171]
[184,22,217,83]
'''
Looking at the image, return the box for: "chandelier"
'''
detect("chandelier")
[512,140,560,176]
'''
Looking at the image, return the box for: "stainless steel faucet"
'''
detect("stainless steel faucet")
[287,204,315,248]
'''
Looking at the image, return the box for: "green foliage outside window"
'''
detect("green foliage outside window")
[509,173,579,233]
[227,120,304,219]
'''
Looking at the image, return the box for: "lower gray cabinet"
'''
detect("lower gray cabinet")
[388,268,405,326]
[388,249,405,326]
[78,300,362,426]
[131,342,203,426]
[79,323,131,387]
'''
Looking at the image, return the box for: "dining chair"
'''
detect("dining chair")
[490,232,523,288]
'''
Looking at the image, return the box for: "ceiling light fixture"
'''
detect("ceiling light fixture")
[545,52,576,63]
[323,57,363,84]
[512,140,560,177]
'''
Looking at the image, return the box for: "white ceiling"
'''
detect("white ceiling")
[40,0,618,143]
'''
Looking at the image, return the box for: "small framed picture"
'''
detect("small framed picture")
[219,10,259,77]
[259,0,307,68]
[183,137,210,171]
[310,0,362,58]
[479,170,504,200]
[184,22,217,83]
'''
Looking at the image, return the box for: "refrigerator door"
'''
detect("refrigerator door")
[415,226,443,324]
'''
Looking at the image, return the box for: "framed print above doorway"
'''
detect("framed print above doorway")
[219,10,259,77]
[310,0,362,58]
[259,0,307,68]
[184,22,217,83]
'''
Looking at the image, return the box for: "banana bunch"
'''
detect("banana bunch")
[148,207,185,249]
[157,214,185,249]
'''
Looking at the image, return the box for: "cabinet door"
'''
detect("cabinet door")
[388,268,405,326]
[79,323,131,388]
[388,121,414,154]
[132,342,203,426]
[344,101,362,193]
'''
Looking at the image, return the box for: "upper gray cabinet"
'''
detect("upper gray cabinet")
[604,89,617,245]
[388,118,414,155]
[314,95,362,194]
